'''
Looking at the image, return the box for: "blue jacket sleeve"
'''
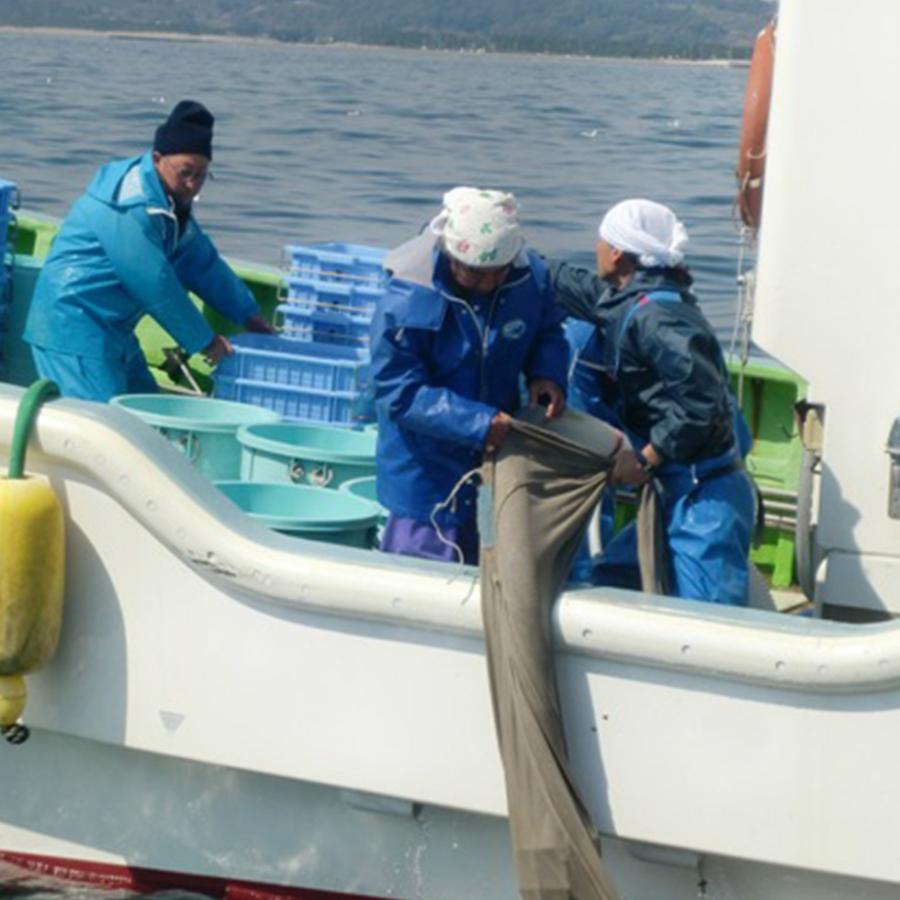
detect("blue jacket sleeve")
[370,311,497,450]
[172,222,260,326]
[522,265,570,389]
[95,206,215,355]
[632,308,733,461]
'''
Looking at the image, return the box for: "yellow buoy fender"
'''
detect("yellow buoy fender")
[0,675,26,727]
[0,380,65,728]
[0,475,65,675]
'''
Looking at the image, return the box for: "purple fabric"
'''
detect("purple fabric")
[381,514,480,565]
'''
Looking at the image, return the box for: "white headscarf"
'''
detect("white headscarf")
[429,186,524,268]
[598,199,689,268]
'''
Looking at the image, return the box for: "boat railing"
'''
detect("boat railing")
[2,383,900,697]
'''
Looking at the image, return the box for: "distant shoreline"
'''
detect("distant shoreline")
[0,25,748,67]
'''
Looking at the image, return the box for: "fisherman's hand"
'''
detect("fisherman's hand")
[202,334,234,366]
[485,411,513,455]
[244,313,276,335]
[529,378,566,419]
[611,448,652,487]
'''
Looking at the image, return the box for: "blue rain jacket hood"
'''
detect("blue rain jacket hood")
[371,232,569,525]
[25,151,259,362]
[552,262,736,463]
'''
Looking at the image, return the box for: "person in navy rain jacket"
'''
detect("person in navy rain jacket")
[552,198,756,605]
[24,99,272,401]
[370,187,569,565]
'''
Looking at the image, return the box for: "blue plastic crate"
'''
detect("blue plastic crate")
[212,334,374,426]
[214,377,370,427]
[285,242,387,286]
[214,333,370,393]
[283,277,382,317]
[277,305,373,348]
[0,180,17,219]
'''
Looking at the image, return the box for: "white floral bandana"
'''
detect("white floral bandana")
[429,186,524,268]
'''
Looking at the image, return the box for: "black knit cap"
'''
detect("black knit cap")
[153,99,214,160]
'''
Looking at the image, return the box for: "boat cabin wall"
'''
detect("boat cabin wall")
[752,0,900,578]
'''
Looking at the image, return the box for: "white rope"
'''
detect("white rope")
[429,465,483,574]
[728,226,757,406]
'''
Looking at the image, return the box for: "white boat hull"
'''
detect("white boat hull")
[1,387,900,899]
[4,728,900,900]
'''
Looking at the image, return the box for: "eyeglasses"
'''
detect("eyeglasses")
[161,157,213,185]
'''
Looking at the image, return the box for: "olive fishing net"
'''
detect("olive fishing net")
[479,408,665,900]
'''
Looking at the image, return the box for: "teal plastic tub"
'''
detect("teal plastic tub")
[339,475,387,524]
[215,480,380,548]
[111,394,280,481]
[238,422,376,489]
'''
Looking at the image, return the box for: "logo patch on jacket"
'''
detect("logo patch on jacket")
[502,318,527,341]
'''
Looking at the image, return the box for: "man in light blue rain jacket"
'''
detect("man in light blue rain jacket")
[370,187,569,565]
[552,199,756,605]
[24,99,271,400]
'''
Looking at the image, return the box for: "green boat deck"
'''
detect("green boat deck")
[731,362,806,588]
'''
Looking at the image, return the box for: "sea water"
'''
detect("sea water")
[0,31,752,341]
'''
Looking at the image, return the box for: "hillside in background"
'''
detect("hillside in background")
[0,0,774,58]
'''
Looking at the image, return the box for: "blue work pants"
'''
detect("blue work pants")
[32,340,159,402]
[593,462,756,606]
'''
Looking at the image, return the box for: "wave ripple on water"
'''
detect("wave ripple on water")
[0,32,752,341]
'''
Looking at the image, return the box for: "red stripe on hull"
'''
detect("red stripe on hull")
[0,851,387,900]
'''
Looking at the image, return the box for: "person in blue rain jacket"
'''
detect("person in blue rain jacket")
[370,187,569,565]
[552,198,755,605]
[24,99,272,401]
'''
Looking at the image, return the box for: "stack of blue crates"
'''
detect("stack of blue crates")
[214,334,374,425]
[277,242,387,350]
[0,179,18,380]
[214,242,388,428]
[278,277,383,346]
[0,178,15,241]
